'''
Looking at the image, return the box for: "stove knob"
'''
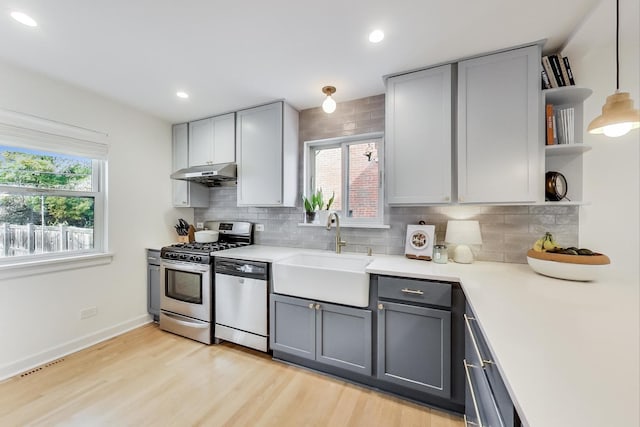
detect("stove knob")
[194,256,202,262]
[179,254,187,260]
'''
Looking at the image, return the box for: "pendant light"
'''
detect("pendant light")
[321,86,337,113]
[587,0,640,137]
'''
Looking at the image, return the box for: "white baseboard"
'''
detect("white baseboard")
[0,314,153,381]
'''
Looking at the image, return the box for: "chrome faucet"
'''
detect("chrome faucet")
[326,212,347,254]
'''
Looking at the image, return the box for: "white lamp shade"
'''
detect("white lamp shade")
[445,220,483,245]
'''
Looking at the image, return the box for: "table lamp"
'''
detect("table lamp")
[445,220,483,264]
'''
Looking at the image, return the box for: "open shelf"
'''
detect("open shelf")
[543,87,593,105]
[542,86,592,204]
[545,144,592,156]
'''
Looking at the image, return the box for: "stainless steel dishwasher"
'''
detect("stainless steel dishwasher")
[214,258,269,352]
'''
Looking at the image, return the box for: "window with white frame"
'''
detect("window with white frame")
[305,132,383,224]
[0,110,107,262]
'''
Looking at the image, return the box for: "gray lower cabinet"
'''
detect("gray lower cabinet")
[377,301,451,399]
[147,249,160,322]
[271,294,372,375]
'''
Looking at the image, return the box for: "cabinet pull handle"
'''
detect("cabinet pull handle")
[464,314,494,369]
[377,303,384,310]
[463,360,484,427]
[401,288,424,295]
[463,415,479,427]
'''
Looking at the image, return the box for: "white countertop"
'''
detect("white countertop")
[213,246,640,427]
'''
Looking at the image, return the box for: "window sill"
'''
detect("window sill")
[298,223,390,229]
[0,252,114,280]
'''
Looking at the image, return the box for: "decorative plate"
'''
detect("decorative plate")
[405,224,435,259]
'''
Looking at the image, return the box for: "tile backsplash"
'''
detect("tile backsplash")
[194,95,579,264]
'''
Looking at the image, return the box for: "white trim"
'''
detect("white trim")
[304,132,385,225]
[0,108,108,159]
[0,252,114,280]
[0,315,151,381]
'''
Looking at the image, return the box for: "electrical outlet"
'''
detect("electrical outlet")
[80,306,98,320]
[196,222,204,229]
[255,224,264,232]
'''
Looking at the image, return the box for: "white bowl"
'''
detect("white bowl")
[194,230,219,243]
[526,256,609,282]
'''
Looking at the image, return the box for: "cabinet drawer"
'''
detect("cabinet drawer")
[147,249,161,265]
[465,306,515,426]
[378,276,451,308]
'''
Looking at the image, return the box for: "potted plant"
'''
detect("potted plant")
[302,190,323,223]
[317,190,335,224]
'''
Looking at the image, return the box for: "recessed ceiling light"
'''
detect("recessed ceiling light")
[11,11,38,27]
[176,91,189,99]
[369,30,384,43]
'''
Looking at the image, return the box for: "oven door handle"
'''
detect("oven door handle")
[163,312,209,329]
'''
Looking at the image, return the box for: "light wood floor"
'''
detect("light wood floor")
[0,323,463,426]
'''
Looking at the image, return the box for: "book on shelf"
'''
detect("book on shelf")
[546,104,555,145]
[542,56,558,88]
[563,57,576,85]
[549,55,566,86]
[554,107,575,144]
[541,55,576,88]
[541,68,551,89]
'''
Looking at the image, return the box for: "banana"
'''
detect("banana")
[533,237,545,252]
[533,232,561,252]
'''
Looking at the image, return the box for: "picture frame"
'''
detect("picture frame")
[404,224,435,260]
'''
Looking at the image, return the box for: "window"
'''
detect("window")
[305,132,384,224]
[0,110,107,264]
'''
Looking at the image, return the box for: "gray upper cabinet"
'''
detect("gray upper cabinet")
[171,123,208,208]
[377,301,451,399]
[236,102,298,207]
[188,113,235,166]
[457,44,542,203]
[270,294,372,376]
[386,64,453,205]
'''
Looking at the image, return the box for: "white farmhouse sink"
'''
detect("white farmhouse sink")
[272,252,373,307]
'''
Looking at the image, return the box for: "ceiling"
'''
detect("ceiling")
[1,0,602,123]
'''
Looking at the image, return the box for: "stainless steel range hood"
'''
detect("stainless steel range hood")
[170,163,237,186]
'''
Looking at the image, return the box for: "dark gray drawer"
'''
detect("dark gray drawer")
[378,276,451,308]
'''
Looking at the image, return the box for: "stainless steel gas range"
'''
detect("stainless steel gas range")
[159,221,253,344]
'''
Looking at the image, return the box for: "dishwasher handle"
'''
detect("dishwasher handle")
[214,258,268,280]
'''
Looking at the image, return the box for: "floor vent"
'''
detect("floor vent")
[20,358,65,377]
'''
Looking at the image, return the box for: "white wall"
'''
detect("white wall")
[0,61,194,379]
[562,0,639,281]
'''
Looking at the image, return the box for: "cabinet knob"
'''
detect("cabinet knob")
[378,303,384,310]
[444,196,450,202]
[308,303,314,309]
[315,304,321,310]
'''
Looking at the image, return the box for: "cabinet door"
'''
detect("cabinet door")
[377,301,451,398]
[213,113,235,164]
[172,123,208,207]
[236,102,283,206]
[457,45,541,203]
[316,302,372,375]
[189,117,214,166]
[386,65,453,205]
[172,123,190,207]
[270,294,315,360]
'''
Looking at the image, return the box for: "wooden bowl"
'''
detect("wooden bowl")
[526,249,610,281]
